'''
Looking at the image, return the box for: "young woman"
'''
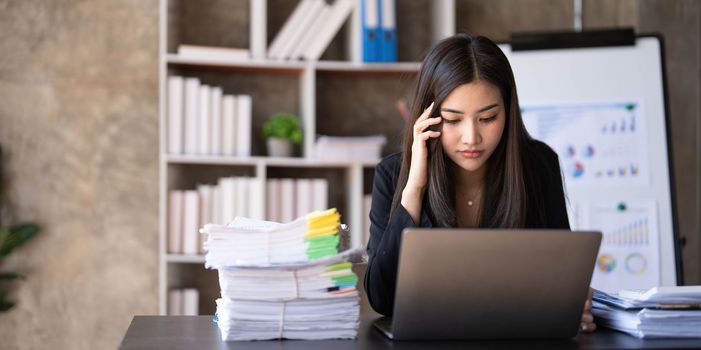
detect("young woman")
[364,33,596,333]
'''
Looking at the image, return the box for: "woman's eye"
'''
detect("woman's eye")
[480,115,497,123]
[441,117,459,124]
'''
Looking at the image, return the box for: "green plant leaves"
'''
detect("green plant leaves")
[0,273,25,281]
[0,224,39,257]
[0,290,14,312]
[261,113,302,144]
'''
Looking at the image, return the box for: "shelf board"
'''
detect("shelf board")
[165,154,380,168]
[315,60,421,73]
[166,254,206,263]
[166,54,421,74]
[166,54,306,73]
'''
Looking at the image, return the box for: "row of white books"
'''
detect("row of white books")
[267,0,355,61]
[168,288,199,316]
[315,135,386,161]
[592,286,701,338]
[167,76,252,156]
[168,177,329,255]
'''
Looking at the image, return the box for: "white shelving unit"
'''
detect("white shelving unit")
[158,0,456,315]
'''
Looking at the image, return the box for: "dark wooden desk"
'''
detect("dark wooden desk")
[119,314,701,349]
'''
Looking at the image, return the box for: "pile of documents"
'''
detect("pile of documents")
[202,209,342,268]
[202,208,361,341]
[592,286,701,338]
[314,135,387,162]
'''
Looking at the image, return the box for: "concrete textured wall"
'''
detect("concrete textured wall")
[0,1,697,349]
[0,0,159,349]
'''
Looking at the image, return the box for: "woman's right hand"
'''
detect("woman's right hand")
[401,102,442,224]
[406,102,442,192]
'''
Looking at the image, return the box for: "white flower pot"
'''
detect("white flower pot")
[266,137,293,157]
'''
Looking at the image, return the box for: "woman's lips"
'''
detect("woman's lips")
[458,150,483,158]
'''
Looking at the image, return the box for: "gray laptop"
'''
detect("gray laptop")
[374,228,602,340]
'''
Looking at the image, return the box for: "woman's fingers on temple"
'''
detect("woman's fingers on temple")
[419,131,441,141]
[414,117,441,133]
[418,101,435,120]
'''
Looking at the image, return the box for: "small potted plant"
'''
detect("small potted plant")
[262,112,302,157]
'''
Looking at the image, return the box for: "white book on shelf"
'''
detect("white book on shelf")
[268,0,313,59]
[278,0,325,60]
[221,95,237,156]
[266,178,281,222]
[167,190,184,254]
[181,288,199,316]
[311,178,329,211]
[248,177,265,220]
[235,177,250,218]
[346,0,363,62]
[197,184,213,254]
[279,178,296,223]
[249,0,266,59]
[303,0,355,61]
[235,95,252,157]
[212,184,222,225]
[178,44,250,61]
[210,87,223,155]
[363,194,372,246]
[167,76,184,154]
[182,190,200,255]
[295,178,313,218]
[289,3,331,60]
[168,289,182,315]
[198,85,211,155]
[184,78,200,155]
[219,177,236,225]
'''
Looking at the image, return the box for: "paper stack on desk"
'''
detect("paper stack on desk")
[592,286,701,338]
[202,208,342,268]
[202,208,361,341]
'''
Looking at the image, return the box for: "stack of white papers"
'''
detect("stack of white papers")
[215,296,359,341]
[203,208,361,341]
[315,135,387,162]
[592,287,701,338]
[202,208,342,268]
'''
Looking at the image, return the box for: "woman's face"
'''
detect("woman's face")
[439,80,506,174]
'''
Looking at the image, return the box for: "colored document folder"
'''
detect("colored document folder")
[361,0,380,62]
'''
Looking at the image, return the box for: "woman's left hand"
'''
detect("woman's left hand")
[580,288,597,333]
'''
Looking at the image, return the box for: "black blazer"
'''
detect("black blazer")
[364,140,571,316]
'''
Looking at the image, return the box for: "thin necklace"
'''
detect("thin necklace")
[467,187,483,207]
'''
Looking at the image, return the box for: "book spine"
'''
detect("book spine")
[280,178,296,223]
[266,178,281,222]
[198,85,211,155]
[249,0,266,59]
[235,95,252,157]
[182,190,200,255]
[210,87,223,155]
[168,289,182,315]
[168,190,184,254]
[184,78,200,155]
[167,76,184,154]
[221,95,237,156]
[312,178,329,211]
[181,288,199,316]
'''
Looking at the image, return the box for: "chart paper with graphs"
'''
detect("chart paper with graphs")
[503,36,679,292]
[522,101,649,187]
[522,101,661,293]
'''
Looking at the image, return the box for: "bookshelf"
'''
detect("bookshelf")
[158,0,457,315]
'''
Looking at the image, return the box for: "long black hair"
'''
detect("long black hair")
[390,33,533,228]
